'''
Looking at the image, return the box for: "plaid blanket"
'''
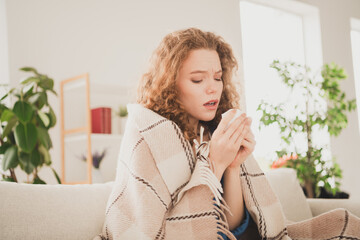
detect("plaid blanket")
[95,104,360,240]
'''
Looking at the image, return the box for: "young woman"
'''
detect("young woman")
[96,28,360,240]
[136,28,255,238]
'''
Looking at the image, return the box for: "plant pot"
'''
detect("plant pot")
[92,168,103,183]
[112,117,128,135]
[302,187,350,199]
[318,187,349,199]
[119,117,128,134]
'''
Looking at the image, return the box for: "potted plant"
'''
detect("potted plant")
[258,60,356,198]
[0,67,61,184]
[79,149,107,183]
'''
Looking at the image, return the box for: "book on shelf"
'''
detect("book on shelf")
[91,107,112,134]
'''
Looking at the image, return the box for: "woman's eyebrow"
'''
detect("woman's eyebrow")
[190,70,222,74]
[190,70,207,74]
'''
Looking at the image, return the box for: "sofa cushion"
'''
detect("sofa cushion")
[265,168,313,222]
[0,181,113,240]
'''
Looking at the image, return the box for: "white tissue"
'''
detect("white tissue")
[221,109,244,129]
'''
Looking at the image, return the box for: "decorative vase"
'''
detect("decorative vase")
[119,117,128,134]
[112,116,128,135]
[92,168,103,183]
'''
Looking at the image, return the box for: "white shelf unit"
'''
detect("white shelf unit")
[64,133,123,143]
[60,73,133,184]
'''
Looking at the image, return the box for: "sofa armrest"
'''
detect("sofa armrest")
[307,198,360,218]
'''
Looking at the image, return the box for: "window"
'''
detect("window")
[0,0,9,173]
[0,0,9,87]
[351,18,360,135]
[239,0,324,170]
[0,0,9,103]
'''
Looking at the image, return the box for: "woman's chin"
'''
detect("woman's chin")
[200,114,217,122]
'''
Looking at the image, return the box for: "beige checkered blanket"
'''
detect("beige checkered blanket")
[95,104,360,240]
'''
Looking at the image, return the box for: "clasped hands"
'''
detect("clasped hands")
[209,109,256,180]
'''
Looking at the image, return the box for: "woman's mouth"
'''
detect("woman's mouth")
[203,100,218,110]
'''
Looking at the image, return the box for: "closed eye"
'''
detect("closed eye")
[191,80,202,83]
[215,78,222,81]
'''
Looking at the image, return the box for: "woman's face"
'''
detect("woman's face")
[176,49,223,124]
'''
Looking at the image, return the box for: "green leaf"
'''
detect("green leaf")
[33,176,46,184]
[30,149,41,166]
[1,176,15,182]
[0,103,7,112]
[48,89,57,96]
[28,92,41,104]
[0,109,14,122]
[0,92,8,101]
[20,67,39,75]
[37,93,47,109]
[14,122,37,153]
[324,182,332,192]
[38,77,54,90]
[2,116,18,138]
[21,77,40,85]
[35,114,46,128]
[38,144,51,165]
[19,151,35,174]
[22,86,34,101]
[0,142,11,154]
[2,146,19,170]
[13,101,34,123]
[6,132,16,144]
[47,106,56,128]
[18,149,41,169]
[38,111,50,128]
[28,92,47,109]
[36,126,52,149]
[39,92,48,108]
[51,167,62,184]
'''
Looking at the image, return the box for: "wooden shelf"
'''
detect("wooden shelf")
[60,73,92,184]
[60,73,131,185]
[64,133,123,143]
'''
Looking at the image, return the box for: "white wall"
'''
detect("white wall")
[3,0,360,199]
[4,0,244,184]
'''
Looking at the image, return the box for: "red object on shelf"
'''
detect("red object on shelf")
[91,107,112,134]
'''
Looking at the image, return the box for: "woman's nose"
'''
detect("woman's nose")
[206,80,217,94]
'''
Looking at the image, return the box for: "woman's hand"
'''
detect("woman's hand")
[227,119,256,170]
[209,109,250,180]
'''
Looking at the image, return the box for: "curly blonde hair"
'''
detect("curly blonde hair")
[137,28,240,144]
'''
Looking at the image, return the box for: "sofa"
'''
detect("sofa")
[1,168,359,240]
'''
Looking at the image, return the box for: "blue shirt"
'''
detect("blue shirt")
[217,178,250,239]
[218,208,250,239]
